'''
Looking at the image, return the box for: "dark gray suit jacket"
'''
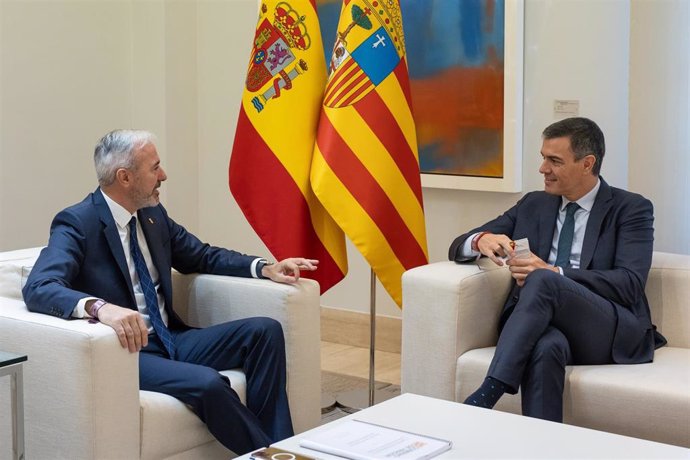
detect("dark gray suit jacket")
[448,177,665,364]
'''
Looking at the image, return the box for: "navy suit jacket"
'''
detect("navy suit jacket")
[448,177,665,364]
[23,189,259,329]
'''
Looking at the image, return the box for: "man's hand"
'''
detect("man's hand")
[262,258,319,284]
[506,252,558,286]
[91,302,148,353]
[476,233,516,266]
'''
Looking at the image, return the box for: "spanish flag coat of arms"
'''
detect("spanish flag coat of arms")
[230,1,348,293]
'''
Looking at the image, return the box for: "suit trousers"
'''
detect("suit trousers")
[488,269,617,422]
[139,317,293,455]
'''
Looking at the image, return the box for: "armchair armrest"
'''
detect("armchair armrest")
[0,298,139,460]
[401,261,511,401]
[171,273,322,433]
[647,251,690,348]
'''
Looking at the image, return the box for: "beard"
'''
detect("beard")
[131,185,160,209]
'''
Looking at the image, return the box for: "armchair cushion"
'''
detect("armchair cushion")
[0,247,42,300]
[456,346,690,446]
[139,370,247,459]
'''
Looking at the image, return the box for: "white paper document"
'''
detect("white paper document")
[512,238,530,259]
[299,419,452,460]
[477,238,531,272]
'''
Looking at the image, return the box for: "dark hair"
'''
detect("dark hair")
[542,117,605,175]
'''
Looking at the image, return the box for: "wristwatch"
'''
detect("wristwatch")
[89,299,107,319]
[257,260,274,279]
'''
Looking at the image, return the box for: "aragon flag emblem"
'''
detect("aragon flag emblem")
[324,1,405,108]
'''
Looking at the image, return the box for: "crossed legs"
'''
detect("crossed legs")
[465,269,617,422]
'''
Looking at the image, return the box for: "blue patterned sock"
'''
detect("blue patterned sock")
[463,377,508,409]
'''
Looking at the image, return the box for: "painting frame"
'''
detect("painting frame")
[419,0,524,192]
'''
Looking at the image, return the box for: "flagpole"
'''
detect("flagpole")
[368,267,376,407]
[336,269,394,412]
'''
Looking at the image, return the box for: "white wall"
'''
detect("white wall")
[0,0,687,320]
[196,0,258,258]
[1,0,140,249]
[0,0,198,250]
[629,0,690,255]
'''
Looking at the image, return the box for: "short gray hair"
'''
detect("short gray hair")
[94,130,156,186]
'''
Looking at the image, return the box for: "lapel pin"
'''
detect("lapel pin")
[148,218,154,224]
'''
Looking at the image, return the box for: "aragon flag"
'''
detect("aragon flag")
[230,0,347,293]
[311,0,428,306]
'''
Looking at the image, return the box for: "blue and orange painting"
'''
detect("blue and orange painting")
[316,0,505,178]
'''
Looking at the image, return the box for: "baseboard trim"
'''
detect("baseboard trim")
[321,306,401,354]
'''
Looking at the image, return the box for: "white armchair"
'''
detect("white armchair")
[0,247,321,459]
[401,251,690,448]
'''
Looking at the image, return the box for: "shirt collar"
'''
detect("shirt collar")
[100,189,136,229]
[560,177,601,213]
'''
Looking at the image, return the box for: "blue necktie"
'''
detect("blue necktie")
[555,202,579,268]
[129,217,175,357]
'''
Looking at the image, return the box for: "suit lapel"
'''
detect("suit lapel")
[93,189,135,300]
[580,178,613,269]
[537,195,561,261]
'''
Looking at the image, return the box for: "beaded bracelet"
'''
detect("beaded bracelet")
[471,231,491,252]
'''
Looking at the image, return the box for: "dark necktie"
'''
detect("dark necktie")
[555,202,579,268]
[129,217,175,357]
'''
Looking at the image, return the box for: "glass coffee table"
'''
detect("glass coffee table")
[0,351,27,460]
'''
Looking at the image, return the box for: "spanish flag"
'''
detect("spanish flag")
[311,0,428,306]
[230,0,347,292]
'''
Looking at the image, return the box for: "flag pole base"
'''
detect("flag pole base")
[335,387,397,413]
[321,392,337,414]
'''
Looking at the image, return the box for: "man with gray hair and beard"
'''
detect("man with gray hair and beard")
[23,129,319,454]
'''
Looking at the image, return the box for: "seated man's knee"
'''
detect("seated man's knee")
[196,368,231,397]
[524,268,563,290]
[249,317,285,343]
[184,368,236,417]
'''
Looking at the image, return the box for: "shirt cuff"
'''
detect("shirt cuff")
[72,297,98,318]
[251,258,267,279]
[462,232,482,258]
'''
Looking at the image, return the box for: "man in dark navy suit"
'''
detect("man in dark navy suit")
[23,130,319,454]
[448,117,665,422]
